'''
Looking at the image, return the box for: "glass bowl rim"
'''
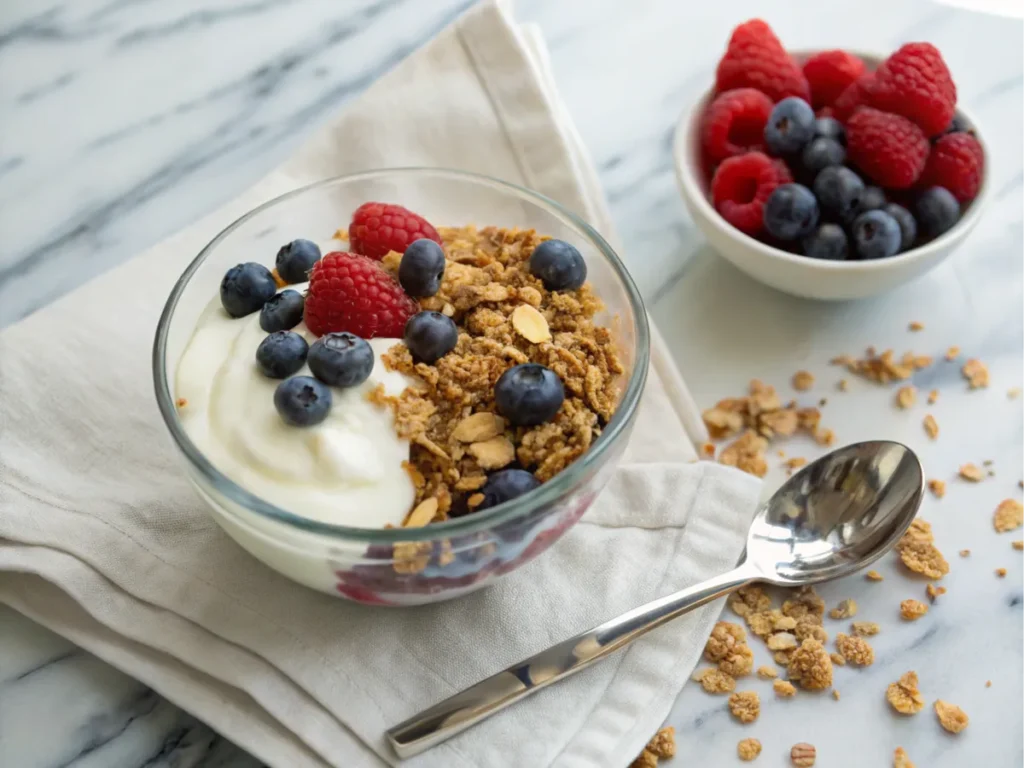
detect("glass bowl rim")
[152,167,650,543]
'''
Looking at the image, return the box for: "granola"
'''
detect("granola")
[835,348,930,384]
[792,370,815,391]
[962,358,989,389]
[895,385,917,409]
[993,499,1024,533]
[894,747,916,768]
[694,667,737,694]
[896,519,949,579]
[900,599,929,620]
[787,638,833,690]
[774,679,797,697]
[728,690,760,723]
[737,738,762,761]
[923,414,939,439]
[835,633,874,666]
[959,463,984,482]
[866,570,884,582]
[851,621,880,636]
[927,479,946,498]
[828,599,857,620]
[887,671,925,714]
[934,700,969,733]
[630,727,675,768]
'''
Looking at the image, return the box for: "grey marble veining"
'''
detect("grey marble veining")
[1,0,1021,766]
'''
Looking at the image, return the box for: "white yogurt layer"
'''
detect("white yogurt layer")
[175,283,416,528]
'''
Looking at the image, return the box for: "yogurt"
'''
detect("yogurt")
[175,283,416,528]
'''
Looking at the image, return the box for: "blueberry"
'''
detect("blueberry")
[854,186,886,216]
[259,289,305,332]
[403,311,458,364]
[915,187,961,239]
[851,210,903,260]
[529,239,587,292]
[763,183,819,240]
[308,332,374,388]
[273,376,332,427]
[476,469,541,511]
[494,363,565,426]
[884,203,918,252]
[800,137,845,177]
[256,331,309,378]
[220,263,277,318]
[275,239,321,284]
[814,117,846,145]
[802,223,849,261]
[764,97,816,156]
[398,239,446,297]
[813,166,865,222]
[938,114,973,140]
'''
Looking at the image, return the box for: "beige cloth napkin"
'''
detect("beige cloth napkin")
[0,2,761,766]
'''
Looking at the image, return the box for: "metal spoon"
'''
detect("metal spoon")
[387,440,924,758]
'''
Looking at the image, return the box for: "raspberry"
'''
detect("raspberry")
[833,74,875,122]
[870,43,956,136]
[711,151,787,236]
[349,202,441,260]
[700,88,774,163]
[846,108,930,190]
[304,252,418,339]
[715,19,810,103]
[922,132,984,202]
[802,50,866,109]
[772,158,794,184]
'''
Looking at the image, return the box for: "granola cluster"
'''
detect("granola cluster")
[374,226,622,522]
[630,727,676,768]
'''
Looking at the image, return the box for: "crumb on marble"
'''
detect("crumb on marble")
[887,671,925,715]
[828,598,857,620]
[866,570,884,582]
[994,499,1024,533]
[959,463,985,482]
[928,479,946,498]
[923,414,939,440]
[962,358,989,389]
[896,385,917,409]
[900,599,929,620]
[934,700,969,733]
[737,738,762,761]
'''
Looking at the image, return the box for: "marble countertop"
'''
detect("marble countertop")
[1,0,1021,766]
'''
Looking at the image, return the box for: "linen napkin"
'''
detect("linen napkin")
[0,2,761,766]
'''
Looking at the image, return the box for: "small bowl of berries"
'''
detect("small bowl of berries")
[674,19,988,301]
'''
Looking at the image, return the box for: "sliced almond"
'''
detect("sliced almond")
[511,304,552,344]
[452,412,505,443]
[468,436,515,470]
[404,497,439,527]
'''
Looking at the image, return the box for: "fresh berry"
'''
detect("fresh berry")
[710,151,786,236]
[308,332,374,388]
[801,137,845,177]
[476,469,541,511]
[851,210,902,260]
[915,187,960,238]
[814,117,846,145]
[859,186,887,213]
[802,50,866,108]
[813,166,864,222]
[884,203,918,251]
[275,239,321,284]
[259,289,305,333]
[715,19,810,103]
[700,88,773,163]
[802,223,849,261]
[255,331,308,379]
[921,132,983,202]
[772,159,794,184]
[816,106,836,119]
[494,363,565,426]
[220,263,276,318]
[869,43,956,136]
[764,97,816,156]
[398,239,446,297]
[833,73,875,122]
[763,183,819,240]
[403,311,458,364]
[846,108,929,189]
[274,376,332,427]
[349,202,441,260]
[529,239,587,291]
[304,252,417,339]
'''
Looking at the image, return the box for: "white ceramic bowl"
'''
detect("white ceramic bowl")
[673,51,989,301]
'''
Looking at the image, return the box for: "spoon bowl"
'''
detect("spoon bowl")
[748,440,924,586]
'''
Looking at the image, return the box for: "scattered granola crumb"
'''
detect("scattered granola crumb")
[923,414,939,439]
[1013,540,1023,551]
[728,691,760,723]
[944,345,960,361]
[756,665,778,679]
[835,633,874,666]
[838,378,849,391]
[773,679,797,698]
[787,638,833,690]
[828,599,857,620]
[814,427,835,446]
[959,549,971,557]
[962,358,989,389]
[830,652,846,666]
[792,371,815,391]
[403,497,439,527]
[695,667,737,694]
[927,479,946,498]
[629,750,657,768]
[719,430,769,478]
[737,738,762,761]
[908,321,924,332]
[894,746,916,768]
[866,570,884,582]
[852,621,880,636]
[901,599,929,620]
[785,457,807,473]
[986,680,992,687]
[630,727,675,768]
[995,567,1007,578]
[700,441,715,459]
[959,463,984,482]
[926,584,946,602]
[983,459,994,466]
[270,268,287,289]
[331,227,348,240]
[704,621,754,677]
[175,397,188,409]
[1009,387,1022,399]
[895,385,917,409]
[887,671,925,715]
[993,499,1024,533]
[790,742,816,767]
[934,700,969,733]
[927,389,939,404]
[896,519,949,579]
[831,689,841,701]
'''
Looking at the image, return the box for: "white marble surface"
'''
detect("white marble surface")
[1,0,1021,766]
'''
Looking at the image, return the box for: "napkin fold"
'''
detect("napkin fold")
[0,2,760,766]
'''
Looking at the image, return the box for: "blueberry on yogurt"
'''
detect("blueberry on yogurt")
[256,331,308,378]
[275,239,321,284]
[259,289,305,332]
[273,375,332,427]
[308,332,374,388]
[220,262,277,318]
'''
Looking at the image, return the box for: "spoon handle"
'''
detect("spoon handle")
[386,562,759,758]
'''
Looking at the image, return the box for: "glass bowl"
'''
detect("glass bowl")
[153,168,649,606]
